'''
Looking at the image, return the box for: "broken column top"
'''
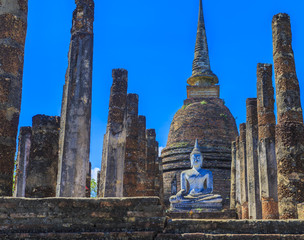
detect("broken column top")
[19,126,31,135]
[112,68,128,81]
[72,0,94,35]
[32,115,60,129]
[138,115,146,125]
[246,98,258,125]
[146,129,156,138]
[239,123,246,142]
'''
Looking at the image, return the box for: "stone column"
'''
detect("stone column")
[230,141,237,209]
[13,127,31,197]
[235,137,242,218]
[99,69,128,197]
[137,115,148,196]
[56,0,94,197]
[25,115,60,198]
[123,93,140,197]
[86,162,91,198]
[239,124,249,219]
[257,63,279,219]
[0,0,28,196]
[97,170,100,197]
[272,13,304,219]
[146,129,159,196]
[246,98,262,219]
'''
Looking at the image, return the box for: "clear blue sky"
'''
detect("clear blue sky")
[20,0,304,174]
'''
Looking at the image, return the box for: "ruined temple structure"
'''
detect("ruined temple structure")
[99,69,163,199]
[56,0,94,198]
[25,115,60,198]
[272,13,304,219]
[0,0,28,196]
[231,13,304,220]
[161,0,238,207]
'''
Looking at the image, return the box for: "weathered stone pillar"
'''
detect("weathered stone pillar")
[246,98,262,219]
[239,124,249,219]
[86,162,91,198]
[56,0,94,197]
[25,115,60,198]
[257,63,279,219]
[230,141,237,209]
[137,115,148,196]
[99,69,128,197]
[0,0,28,196]
[235,137,242,218]
[13,127,31,197]
[97,170,100,197]
[272,13,304,219]
[123,93,140,197]
[146,129,160,197]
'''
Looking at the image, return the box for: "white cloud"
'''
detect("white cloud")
[91,167,100,182]
[159,146,165,157]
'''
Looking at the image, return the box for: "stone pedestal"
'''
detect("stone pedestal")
[0,0,28,196]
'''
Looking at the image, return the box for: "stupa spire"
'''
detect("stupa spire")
[187,0,218,86]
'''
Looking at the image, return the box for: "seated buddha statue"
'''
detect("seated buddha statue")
[169,140,222,211]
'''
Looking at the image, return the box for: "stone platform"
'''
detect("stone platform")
[1,197,304,239]
[167,209,237,219]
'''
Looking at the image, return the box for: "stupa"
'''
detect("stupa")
[161,0,238,207]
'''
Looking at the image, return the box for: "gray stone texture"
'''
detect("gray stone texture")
[0,0,28,196]
[25,115,60,198]
[246,98,262,219]
[56,0,94,197]
[239,123,248,218]
[13,126,31,197]
[272,13,304,219]
[256,63,278,219]
[230,141,237,209]
[99,69,128,197]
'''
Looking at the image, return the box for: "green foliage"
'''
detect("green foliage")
[220,113,228,119]
[200,100,207,105]
[91,178,97,198]
[222,99,226,105]
[12,158,17,194]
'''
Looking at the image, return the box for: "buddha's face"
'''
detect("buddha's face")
[191,153,203,169]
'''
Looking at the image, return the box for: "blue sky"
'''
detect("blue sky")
[20,0,304,177]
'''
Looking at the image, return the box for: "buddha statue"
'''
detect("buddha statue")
[169,140,222,211]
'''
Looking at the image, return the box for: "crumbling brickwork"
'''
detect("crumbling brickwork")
[0,0,28,196]
[272,13,304,219]
[56,0,94,197]
[257,63,278,219]
[25,115,60,198]
[13,126,31,197]
[235,136,242,217]
[123,94,140,197]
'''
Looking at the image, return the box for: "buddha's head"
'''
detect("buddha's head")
[190,139,203,169]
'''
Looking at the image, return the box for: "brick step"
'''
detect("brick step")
[164,219,304,235]
[156,233,304,240]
